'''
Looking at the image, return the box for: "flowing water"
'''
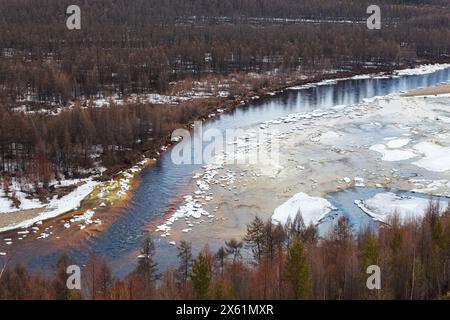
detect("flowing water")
[11,68,450,276]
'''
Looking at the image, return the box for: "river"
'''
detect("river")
[6,67,450,276]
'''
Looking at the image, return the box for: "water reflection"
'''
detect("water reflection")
[22,68,450,274]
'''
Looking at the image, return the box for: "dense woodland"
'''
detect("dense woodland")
[0,1,449,302]
[1,0,450,102]
[1,0,450,195]
[1,203,449,300]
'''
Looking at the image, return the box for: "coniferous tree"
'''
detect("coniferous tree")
[243,216,265,263]
[176,240,193,285]
[134,237,158,299]
[283,239,311,299]
[191,253,211,300]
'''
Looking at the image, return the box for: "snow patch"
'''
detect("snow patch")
[386,138,411,149]
[394,64,450,76]
[412,142,450,172]
[369,144,417,161]
[272,192,336,226]
[0,179,99,233]
[355,192,449,223]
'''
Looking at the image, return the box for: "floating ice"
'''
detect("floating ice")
[355,192,449,223]
[272,192,336,226]
[412,142,450,172]
[369,144,417,161]
[386,138,411,149]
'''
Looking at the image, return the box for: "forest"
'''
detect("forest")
[0,0,450,200]
[1,0,450,103]
[1,202,449,300]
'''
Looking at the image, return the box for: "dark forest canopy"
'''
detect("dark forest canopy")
[0,0,449,192]
[0,0,449,103]
[1,208,449,300]
[1,0,449,22]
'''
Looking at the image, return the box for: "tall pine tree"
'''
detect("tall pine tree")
[283,239,311,299]
[191,253,211,299]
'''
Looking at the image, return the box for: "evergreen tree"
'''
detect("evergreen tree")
[283,239,311,299]
[362,234,380,269]
[243,216,265,263]
[176,240,193,285]
[191,253,211,299]
[135,237,158,298]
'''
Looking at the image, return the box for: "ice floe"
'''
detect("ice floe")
[386,138,411,149]
[409,179,450,196]
[355,192,449,223]
[272,192,337,226]
[155,162,236,239]
[412,142,450,172]
[369,144,418,161]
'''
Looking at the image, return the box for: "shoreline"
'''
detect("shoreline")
[401,83,450,97]
[0,159,153,235]
[160,92,450,252]
[1,62,449,237]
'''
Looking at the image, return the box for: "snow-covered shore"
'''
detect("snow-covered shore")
[152,63,450,244]
[4,63,450,245]
[287,63,450,91]
[0,179,99,233]
[0,158,152,237]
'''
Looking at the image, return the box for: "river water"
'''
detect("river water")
[15,67,450,276]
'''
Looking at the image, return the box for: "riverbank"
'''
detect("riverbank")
[0,63,410,234]
[401,83,450,97]
[1,62,450,269]
[155,70,450,251]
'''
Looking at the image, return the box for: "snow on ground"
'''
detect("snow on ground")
[355,192,449,223]
[0,197,11,214]
[412,142,450,172]
[0,191,35,214]
[288,64,450,92]
[0,179,99,233]
[92,93,198,107]
[12,81,231,115]
[271,192,336,226]
[394,64,450,76]
[0,179,93,214]
[0,157,151,242]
